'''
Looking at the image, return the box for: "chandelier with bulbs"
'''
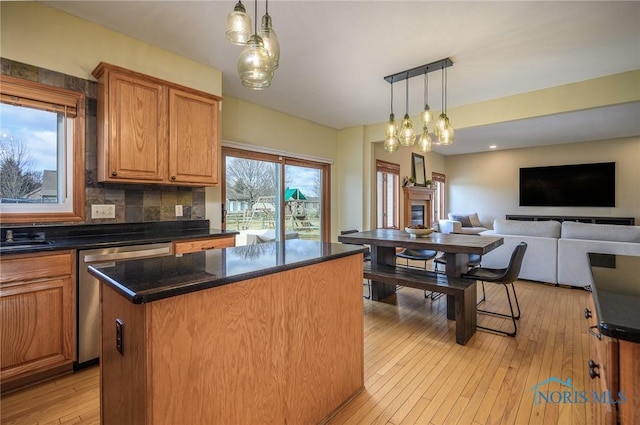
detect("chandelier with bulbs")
[383,58,454,153]
[225,0,280,89]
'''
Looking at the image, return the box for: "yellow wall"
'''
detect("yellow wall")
[444,137,640,226]
[0,2,221,95]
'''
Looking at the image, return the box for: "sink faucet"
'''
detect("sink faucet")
[5,230,14,242]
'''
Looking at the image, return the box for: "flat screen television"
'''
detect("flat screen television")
[519,162,615,207]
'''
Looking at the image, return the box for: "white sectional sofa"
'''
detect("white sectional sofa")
[480,219,561,284]
[479,219,640,288]
[557,221,640,287]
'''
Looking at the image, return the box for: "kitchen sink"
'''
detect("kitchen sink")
[0,240,54,253]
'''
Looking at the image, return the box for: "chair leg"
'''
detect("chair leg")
[477,281,486,305]
[363,279,371,299]
[476,283,520,337]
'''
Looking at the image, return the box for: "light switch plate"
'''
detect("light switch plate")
[175,205,183,217]
[91,204,115,219]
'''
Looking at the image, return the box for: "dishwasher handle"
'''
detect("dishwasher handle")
[83,246,172,263]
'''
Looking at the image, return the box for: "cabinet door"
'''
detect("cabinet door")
[1,280,75,383]
[107,72,167,182]
[0,251,76,385]
[168,88,219,185]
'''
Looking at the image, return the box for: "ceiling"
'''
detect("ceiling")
[41,1,640,155]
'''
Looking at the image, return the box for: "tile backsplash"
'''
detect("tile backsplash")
[1,58,206,224]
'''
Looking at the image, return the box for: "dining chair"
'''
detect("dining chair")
[340,229,371,299]
[461,242,528,337]
[396,248,439,298]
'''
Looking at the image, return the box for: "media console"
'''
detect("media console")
[506,214,635,226]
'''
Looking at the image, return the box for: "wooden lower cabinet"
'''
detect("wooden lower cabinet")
[0,250,76,394]
[586,295,640,424]
[100,254,364,425]
[173,235,235,254]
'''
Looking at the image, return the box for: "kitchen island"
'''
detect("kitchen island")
[89,239,365,425]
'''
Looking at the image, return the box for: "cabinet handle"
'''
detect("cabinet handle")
[584,308,592,319]
[111,171,118,177]
[170,176,176,181]
[588,325,602,340]
[588,360,600,379]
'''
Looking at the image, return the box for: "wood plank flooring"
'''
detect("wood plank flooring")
[1,277,592,425]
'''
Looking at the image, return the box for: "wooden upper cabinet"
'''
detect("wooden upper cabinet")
[93,63,221,186]
[168,88,219,185]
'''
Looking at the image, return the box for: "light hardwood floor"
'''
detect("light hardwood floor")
[1,277,592,425]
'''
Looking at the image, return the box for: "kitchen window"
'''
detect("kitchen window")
[0,75,85,223]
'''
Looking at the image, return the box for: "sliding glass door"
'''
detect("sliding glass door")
[222,147,330,245]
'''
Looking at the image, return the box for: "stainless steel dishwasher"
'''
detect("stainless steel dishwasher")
[77,242,173,367]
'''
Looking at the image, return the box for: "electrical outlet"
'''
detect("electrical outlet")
[91,204,115,219]
[175,205,183,217]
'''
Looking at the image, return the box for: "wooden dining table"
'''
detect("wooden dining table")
[338,229,504,344]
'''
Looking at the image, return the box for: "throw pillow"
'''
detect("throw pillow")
[451,214,472,227]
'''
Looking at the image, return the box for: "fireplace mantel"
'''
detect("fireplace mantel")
[403,186,436,228]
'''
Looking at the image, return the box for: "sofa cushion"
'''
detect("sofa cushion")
[450,214,472,227]
[493,219,561,238]
[561,221,640,242]
[448,212,482,227]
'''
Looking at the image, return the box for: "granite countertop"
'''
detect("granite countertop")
[89,239,366,304]
[0,220,238,255]
[588,253,640,344]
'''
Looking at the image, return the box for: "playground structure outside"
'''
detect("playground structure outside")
[225,196,321,241]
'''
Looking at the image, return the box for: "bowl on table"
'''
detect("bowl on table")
[404,227,435,238]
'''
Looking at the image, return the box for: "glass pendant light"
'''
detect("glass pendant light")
[398,75,415,146]
[436,64,454,145]
[226,1,251,45]
[237,0,274,89]
[421,71,433,125]
[258,0,280,69]
[417,125,432,153]
[384,81,399,152]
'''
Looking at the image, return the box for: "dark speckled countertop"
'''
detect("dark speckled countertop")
[0,220,237,255]
[589,253,640,344]
[89,239,365,304]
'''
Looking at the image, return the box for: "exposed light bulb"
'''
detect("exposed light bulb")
[398,114,415,146]
[421,105,433,124]
[385,113,398,138]
[384,135,399,152]
[417,126,432,153]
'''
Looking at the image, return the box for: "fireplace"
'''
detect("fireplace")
[402,186,436,228]
[411,205,425,226]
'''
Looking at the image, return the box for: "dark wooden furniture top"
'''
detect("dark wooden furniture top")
[588,253,640,343]
[338,228,503,257]
[506,214,635,226]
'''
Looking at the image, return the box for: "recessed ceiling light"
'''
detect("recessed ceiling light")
[489,145,497,149]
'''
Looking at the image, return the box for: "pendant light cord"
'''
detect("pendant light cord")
[423,71,429,105]
[254,0,258,33]
[405,73,409,114]
[390,81,394,115]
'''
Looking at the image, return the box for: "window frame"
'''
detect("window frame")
[376,159,400,229]
[221,146,331,242]
[0,75,85,223]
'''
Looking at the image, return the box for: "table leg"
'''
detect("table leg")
[369,245,399,301]
[443,252,478,344]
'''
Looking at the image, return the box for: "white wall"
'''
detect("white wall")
[444,137,640,227]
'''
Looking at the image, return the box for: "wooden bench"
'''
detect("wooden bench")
[363,262,478,345]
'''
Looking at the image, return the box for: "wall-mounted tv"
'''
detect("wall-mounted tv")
[519,162,615,207]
